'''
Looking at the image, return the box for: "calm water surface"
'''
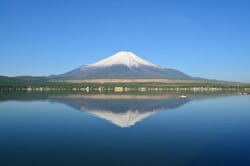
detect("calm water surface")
[0,93,250,166]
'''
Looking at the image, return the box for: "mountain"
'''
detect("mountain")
[55,51,193,80]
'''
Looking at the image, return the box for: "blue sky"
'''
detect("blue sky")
[0,0,250,82]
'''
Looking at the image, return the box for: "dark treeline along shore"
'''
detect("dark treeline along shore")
[0,76,250,93]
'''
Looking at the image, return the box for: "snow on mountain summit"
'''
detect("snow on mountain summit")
[88,51,159,68]
[59,51,192,80]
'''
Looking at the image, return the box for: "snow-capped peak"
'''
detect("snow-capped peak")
[88,51,159,68]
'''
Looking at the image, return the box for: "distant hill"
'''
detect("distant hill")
[0,76,48,86]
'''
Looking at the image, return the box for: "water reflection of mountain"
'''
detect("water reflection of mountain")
[0,92,236,127]
[49,95,190,128]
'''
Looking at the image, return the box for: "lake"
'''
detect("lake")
[0,92,250,166]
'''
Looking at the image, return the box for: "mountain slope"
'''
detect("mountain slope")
[56,51,192,80]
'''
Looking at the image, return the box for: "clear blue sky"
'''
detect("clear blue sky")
[0,0,250,82]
